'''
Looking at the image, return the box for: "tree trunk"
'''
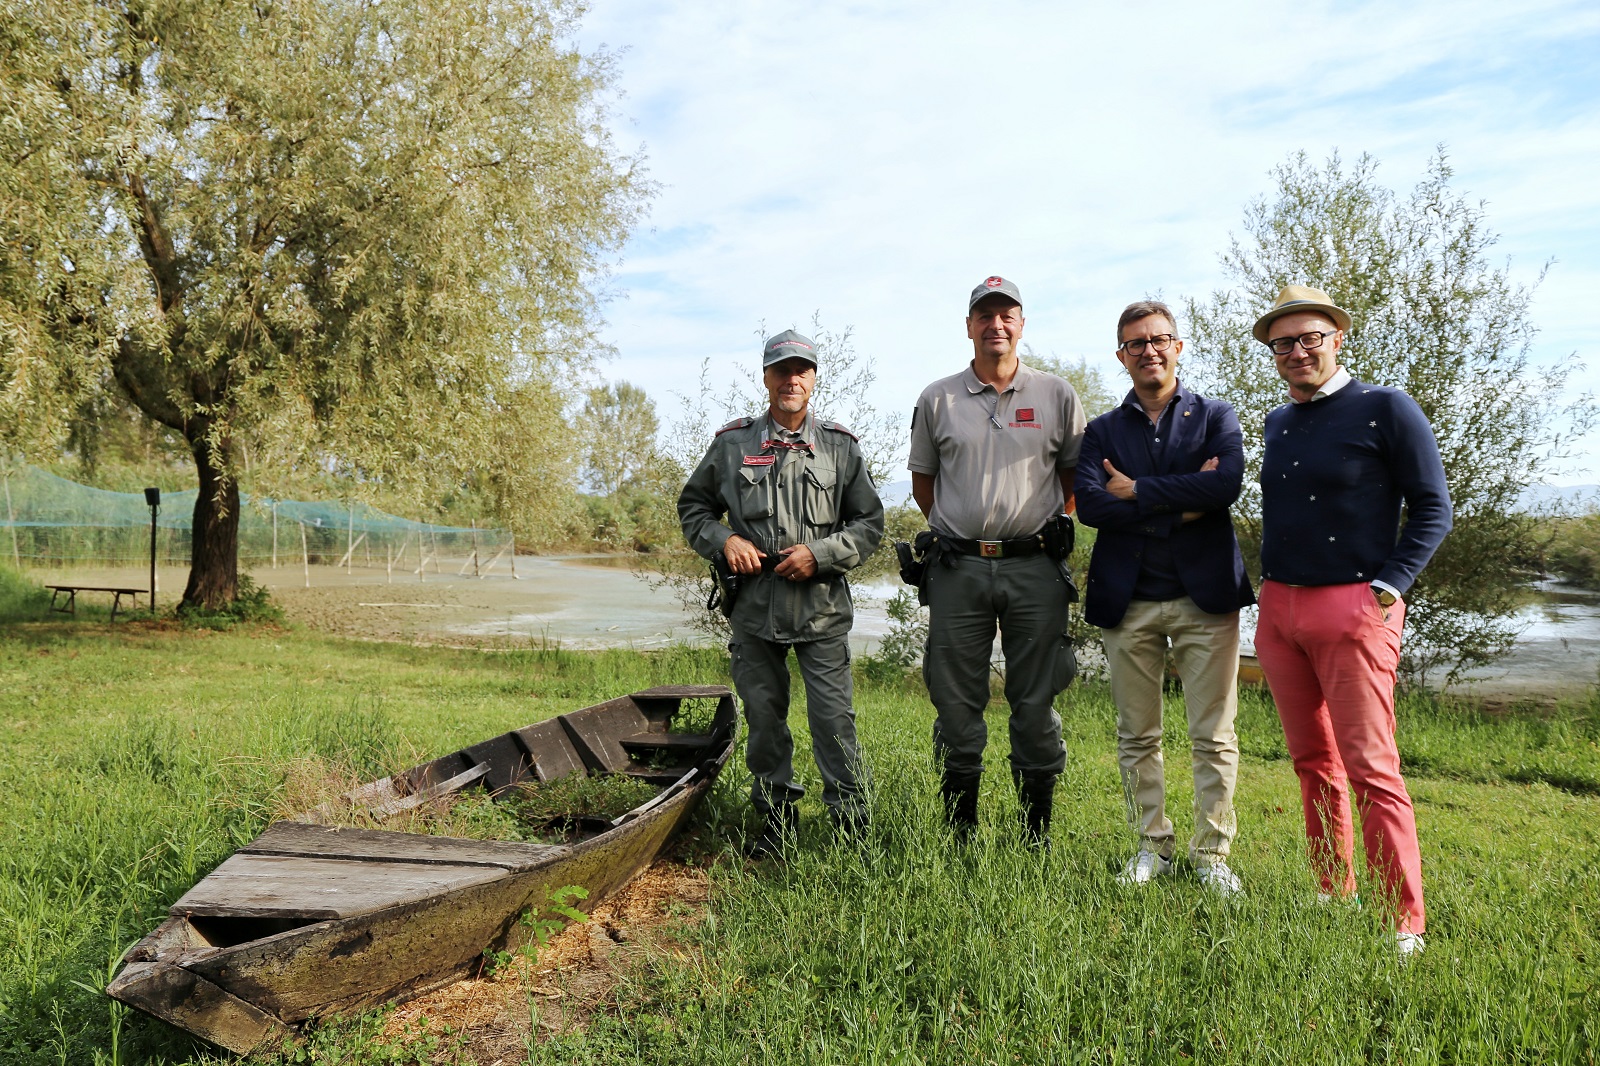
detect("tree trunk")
[182,432,241,610]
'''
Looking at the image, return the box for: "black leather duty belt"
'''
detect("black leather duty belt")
[941,533,1045,559]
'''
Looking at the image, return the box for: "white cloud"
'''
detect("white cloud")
[575,0,1600,481]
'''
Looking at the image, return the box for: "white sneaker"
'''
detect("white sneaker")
[1316,891,1362,908]
[1395,932,1425,959]
[1197,861,1244,898]
[1116,850,1173,885]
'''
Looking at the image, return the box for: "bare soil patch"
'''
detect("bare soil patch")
[380,858,711,1063]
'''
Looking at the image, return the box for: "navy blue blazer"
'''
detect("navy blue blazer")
[1074,384,1256,628]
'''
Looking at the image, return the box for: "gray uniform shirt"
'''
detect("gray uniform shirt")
[909,362,1087,540]
[678,412,886,643]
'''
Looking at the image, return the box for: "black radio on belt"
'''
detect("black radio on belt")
[1041,512,1075,561]
[895,529,940,587]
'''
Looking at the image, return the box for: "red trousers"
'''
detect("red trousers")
[1255,580,1424,933]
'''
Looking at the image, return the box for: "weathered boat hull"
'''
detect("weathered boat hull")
[108,685,737,1054]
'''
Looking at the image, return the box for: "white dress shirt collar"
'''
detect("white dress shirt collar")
[1290,365,1352,404]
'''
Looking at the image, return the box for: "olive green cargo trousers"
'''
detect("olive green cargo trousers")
[729,629,868,819]
[922,552,1076,777]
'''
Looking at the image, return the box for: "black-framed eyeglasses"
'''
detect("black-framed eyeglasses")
[1118,334,1176,357]
[1266,330,1337,356]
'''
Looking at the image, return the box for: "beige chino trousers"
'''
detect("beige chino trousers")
[1100,597,1241,865]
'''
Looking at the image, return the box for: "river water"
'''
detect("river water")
[446,559,1599,698]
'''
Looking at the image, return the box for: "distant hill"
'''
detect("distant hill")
[1519,484,1600,514]
[879,479,913,505]
[881,477,1597,514]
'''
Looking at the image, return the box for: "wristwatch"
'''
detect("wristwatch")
[1371,585,1397,608]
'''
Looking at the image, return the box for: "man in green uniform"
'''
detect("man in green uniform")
[678,330,886,856]
[909,276,1086,844]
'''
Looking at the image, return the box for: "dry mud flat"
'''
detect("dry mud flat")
[36,557,711,648]
[34,556,899,650]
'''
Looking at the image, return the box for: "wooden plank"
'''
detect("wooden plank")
[243,822,566,871]
[368,761,490,820]
[460,733,532,793]
[513,719,585,783]
[620,731,714,753]
[107,960,289,1055]
[171,853,507,920]
[559,698,652,773]
[631,685,731,699]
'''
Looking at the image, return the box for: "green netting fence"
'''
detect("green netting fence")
[1,465,516,579]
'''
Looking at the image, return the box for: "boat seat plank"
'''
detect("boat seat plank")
[243,822,568,870]
[171,854,507,920]
[620,731,712,753]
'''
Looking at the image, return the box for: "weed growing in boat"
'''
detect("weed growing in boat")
[501,774,660,837]
[668,696,722,734]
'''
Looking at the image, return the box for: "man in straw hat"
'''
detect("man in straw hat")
[1251,285,1452,958]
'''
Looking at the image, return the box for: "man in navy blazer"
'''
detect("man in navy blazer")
[1075,300,1256,896]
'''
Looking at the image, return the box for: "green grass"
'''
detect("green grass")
[1,581,1596,1064]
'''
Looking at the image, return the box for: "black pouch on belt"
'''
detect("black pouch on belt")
[896,529,942,587]
[707,551,743,618]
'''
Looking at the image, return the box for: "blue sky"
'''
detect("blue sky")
[575,0,1600,483]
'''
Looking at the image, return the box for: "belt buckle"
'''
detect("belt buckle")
[978,540,1002,558]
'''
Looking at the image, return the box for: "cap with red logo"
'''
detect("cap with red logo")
[968,276,1022,313]
[761,329,819,369]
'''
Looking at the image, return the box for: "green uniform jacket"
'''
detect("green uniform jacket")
[678,414,886,643]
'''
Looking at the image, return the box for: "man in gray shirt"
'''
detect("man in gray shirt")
[909,277,1087,844]
[679,330,885,857]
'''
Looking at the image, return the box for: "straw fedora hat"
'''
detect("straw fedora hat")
[1252,285,1352,343]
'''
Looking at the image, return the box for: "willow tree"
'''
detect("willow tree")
[0,0,647,607]
[1186,151,1594,684]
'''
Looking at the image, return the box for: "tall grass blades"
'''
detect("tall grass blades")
[1,618,1595,1063]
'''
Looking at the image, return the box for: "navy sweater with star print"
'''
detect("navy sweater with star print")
[1259,380,1451,595]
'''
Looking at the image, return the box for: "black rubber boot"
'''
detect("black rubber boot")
[940,770,982,843]
[831,800,870,839]
[1014,770,1057,848]
[743,803,798,860]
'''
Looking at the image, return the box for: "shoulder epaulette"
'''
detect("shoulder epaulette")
[819,420,858,441]
[715,417,755,436]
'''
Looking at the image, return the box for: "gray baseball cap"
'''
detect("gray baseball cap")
[762,329,819,369]
[968,275,1022,312]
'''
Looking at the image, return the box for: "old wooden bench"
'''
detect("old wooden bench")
[45,585,146,622]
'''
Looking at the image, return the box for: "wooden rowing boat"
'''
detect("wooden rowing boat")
[107,685,738,1054]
